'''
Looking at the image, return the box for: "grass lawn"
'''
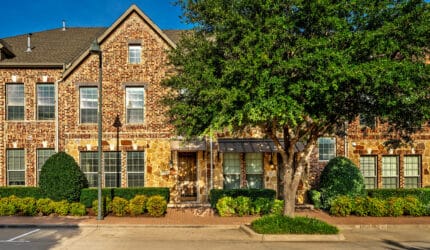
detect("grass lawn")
[251,214,339,234]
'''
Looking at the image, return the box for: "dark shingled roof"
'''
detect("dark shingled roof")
[0,28,185,67]
[0,28,106,66]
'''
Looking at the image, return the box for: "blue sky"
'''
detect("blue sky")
[0,0,192,38]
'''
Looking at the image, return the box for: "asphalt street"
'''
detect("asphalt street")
[1,226,430,250]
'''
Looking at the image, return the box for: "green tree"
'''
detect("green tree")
[39,152,88,202]
[163,0,430,216]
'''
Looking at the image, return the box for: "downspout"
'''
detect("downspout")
[55,78,61,152]
[344,121,348,158]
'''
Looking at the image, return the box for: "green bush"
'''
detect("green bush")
[385,197,404,217]
[366,197,387,217]
[39,152,88,202]
[113,188,170,202]
[329,196,353,216]
[129,195,147,216]
[352,196,368,216]
[319,157,365,209]
[235,196,251,216]
[270,199,284,215]
[403,196,426,216]
[111,197,129,216]
[216,196,236,216]
[146,195,167,217]
[251,215,339,234]
[209,189,276,208]
[367,188,430,207]
[16,197,37,216]
[69,202,87,216]
[0,187,44,199]
[36,198,55,215]
[92,197,112,216]
[53,200,70,216]
[252,197,273,215]
[80,188,169,208]
[0,196,17,216]
[80,188,114,208]
[308,190,322,209]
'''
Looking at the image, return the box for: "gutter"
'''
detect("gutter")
[0,62,64,69]
[54,65,65,152]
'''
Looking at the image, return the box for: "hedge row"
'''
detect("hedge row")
[366,188,430,205]
[0,196,86,216]
[329,195,429,217]
[80,187,170,208]
[0,187,45,199]
[209,189,276,208]
[216,196,283,216]
[92,195,167,217]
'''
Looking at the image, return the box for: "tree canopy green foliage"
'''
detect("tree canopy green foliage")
[163,0,430,216]
[39,152,88,202]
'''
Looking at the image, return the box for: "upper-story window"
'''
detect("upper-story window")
[37,84,55,120]
[126,87,144,123]
[6,83,24,120]
[318,137,336,161]
[128,44,141,64]
[80,87,98,123]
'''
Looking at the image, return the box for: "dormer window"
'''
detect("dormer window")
[128,44,141,64]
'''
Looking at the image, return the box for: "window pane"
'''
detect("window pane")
[37,84,55,120]
[223,153,240,174]
[360,156,376,189]
[127,151,144,187]
[245,153,263,174]
[80,87,98,123]
[318,137,336,161]
[126,87,144,123]
[7,149,25,186]
[7,84,24,120]
[104,152,121,187]
[405,177,419,188]
[382,156,398,188]
[224,174,240,190]
[80,152,98,187]
[404,156,420,177]
[129,45,141,64]
[37,149,55,185]
[247,174,263,189]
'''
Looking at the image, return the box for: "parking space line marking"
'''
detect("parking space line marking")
[6,229,40,242]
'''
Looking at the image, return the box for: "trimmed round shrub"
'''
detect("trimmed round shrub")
[216,196,236,216]
[319,157,365,209]
[53,200,70,216]
[111,197,129,216]
[69,202,87,216]
[252,197,273,215]
[308,190,322,209]
[385,197,404,217]
[17,197,37,216]
[270,199,284,215]
[235,196,251,216]
[36,198,55,215]
[0,196,17,216]
[329,196,353,216]
[366,197,387,217]
[39,152,88,202]
[352,196,369,216]
[129,195,147,216]
[403,196,426,216]
[92,197,112,216]
[146,195,167,217]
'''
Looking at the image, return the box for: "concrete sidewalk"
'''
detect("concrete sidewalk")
[1,208,430,229]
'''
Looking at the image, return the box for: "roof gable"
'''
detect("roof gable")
[62,4,177,78]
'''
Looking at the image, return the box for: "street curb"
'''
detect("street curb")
[239,225,345,242]
[0,223,241,229]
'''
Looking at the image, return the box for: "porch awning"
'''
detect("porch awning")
[217,139,304,153]
[171,140,206,151]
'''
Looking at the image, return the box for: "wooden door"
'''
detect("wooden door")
[178,152,197,201]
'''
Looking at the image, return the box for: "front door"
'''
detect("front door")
[178,152,198,202]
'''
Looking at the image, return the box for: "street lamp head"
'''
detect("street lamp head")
[89,39,101,54]
[113,114,122,128]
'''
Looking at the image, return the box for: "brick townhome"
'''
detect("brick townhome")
[0,5,428,205]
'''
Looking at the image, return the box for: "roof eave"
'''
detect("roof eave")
[0,62,64,69]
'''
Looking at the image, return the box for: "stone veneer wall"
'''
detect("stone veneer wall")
[0,70,62,186]
[347,119,430,187]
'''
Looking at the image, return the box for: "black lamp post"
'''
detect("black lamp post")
[112,114,122,187]
[89,39,103,221]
